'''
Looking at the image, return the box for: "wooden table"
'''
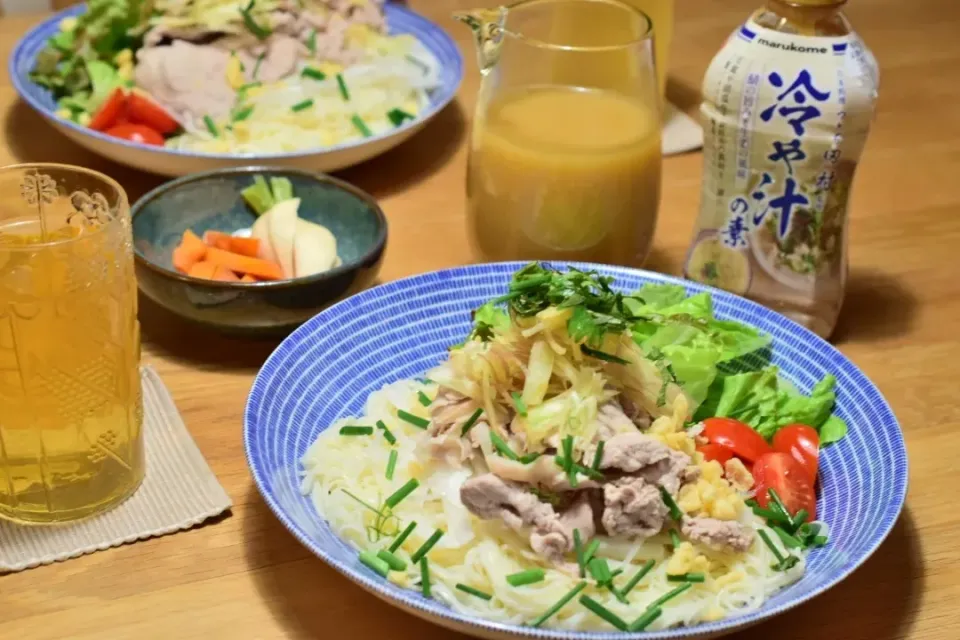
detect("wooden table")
[1,0,956,637]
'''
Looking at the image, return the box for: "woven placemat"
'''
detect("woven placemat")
[0,366,232,573]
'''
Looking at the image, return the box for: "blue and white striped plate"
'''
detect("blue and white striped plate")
[10,3,463,177]
[244,262,907,639]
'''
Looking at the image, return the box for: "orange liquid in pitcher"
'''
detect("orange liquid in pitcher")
[467,85,661,266]
[0,220,144,523]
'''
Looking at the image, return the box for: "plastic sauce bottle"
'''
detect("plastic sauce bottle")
[683,0,878,338]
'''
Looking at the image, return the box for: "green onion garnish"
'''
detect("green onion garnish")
[359,550,389,577]
[750,504,792,525]
[561,435,576,487]
[667,572,705,583]
[582,539,600,567]
[530,582,587,628]
[506,568,545,587]
[377,549,407,571]
[376,420,396,445]
[791,508,809,530]
[460,407,483,436]
[387,108,414,127]
[420,557,431,597]
[628,606,662,632]
[385,449,398,480]
[456,583,492,601]
[647,582,692,609]
[410,529,444,564]
[384,478,419,509]
[591,441,605,471]
[669,529,682,548]
[291,98,314,113]
[511,391,527,417]
[574,463,604,481]
[339,426,373,436]
[758,529,799,571]
[252,53,265,79]
[660,487,684,520]
[490,430,519,460]
[417,391,432,407]
[519,452,541,464]
[620,559,655,596]
[397,409,429,429]
[578,595,628,630]
[307,29,317,55]
[773,526,803,549]
[574,528,585,577]
[232,105,254,122]
[239,0,271,40]
[336,73,350,101]
[768,488,792,521]
[587,557,612,585]
[351,114,372,137]
[581,345,629,365]
[388,521,417,553]
[301,67,326,81]
[203,115,218,137]
[239,81,262,92]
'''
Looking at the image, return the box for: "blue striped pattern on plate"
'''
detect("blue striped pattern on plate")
[244,262,908,639]
[9,3,463,160]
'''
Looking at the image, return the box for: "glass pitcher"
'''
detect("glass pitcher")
[457,0,662,267]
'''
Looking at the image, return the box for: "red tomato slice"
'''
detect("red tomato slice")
[702,417,772,463]
[127,93,179,134]
[88,88,127,132]
[104,123,165,146]
[753,452,816,521]
[773,424,820,484]
[696,443,734,465]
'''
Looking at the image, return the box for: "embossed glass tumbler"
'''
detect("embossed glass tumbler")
[0,164,143,524]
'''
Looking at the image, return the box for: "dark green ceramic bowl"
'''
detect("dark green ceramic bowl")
[132,167,387,336]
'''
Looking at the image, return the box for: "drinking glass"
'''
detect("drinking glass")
[458,0,662,266]
[0,164,144,524]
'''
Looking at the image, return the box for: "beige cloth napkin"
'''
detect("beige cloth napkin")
[0,366,232,573]
[663,101,704,156]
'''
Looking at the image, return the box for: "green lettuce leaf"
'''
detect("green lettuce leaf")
[85,59,121,112]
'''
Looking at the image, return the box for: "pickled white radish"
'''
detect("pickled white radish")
[293,218,338,277]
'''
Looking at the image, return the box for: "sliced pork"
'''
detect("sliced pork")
[134,41,237,120]
[592,432,694,495]
[681,516,755,552]
[601,477,668,538]
[530,493,595,558]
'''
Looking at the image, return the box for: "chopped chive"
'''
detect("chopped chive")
[339,425,373,436]
[581,345,629,365]
[388,521,417,553]
[757,528,786,562]
[460,407,483,436]
[511,391,527,417]
[773,526,803,549]
[579,595,628,630]
[239,0,272,40]
[582,539,601,567]
[629,606,662,632]
[669,529,682,548]
[384,479,419,509]
[385,449,398,480]
[336,73,350,100]
[667,572,705,583]
[456,583,493,601]
[387,107,414,127]
[591,441,605,471]
[252,52,265,79]
[376,420,397,445]
[574,529,585,577]
[359,550,389,577]
[232,105,254,122]
[410,529,444,564]
[301,67,326,81]
[420,557,431,597]
[660,487,684,520]
[351,114,372,137]
[561,435,576,487]
[621,559,655,596]
[519,452,541,464]
[506,568,545,587]
[239,81,262,92]
[610,569,624,579]
[530,582,587,628]
[587,557,612,585]
[307,29,317,55]
[490,430,520,461]
[768,488,792,521]
[377,549,407,571]
[203,115,218,137]
[751,505,792,524]
[758,528,798,570]
[791,508,809,531]
[417,391,432,407]
[574,463,604,481]
[291,98,314,113]
[810,535,828,547]
[648,582,692,609]
[397,409,429,429]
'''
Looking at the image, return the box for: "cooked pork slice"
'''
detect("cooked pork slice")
[593,401,638,440]
[601,477,668,538]
[254,35,303,83]
[618,395,653,430]
[681,516,755,552]
[429,389,476,436]
[459,473,554,531]
[134,41,237,120]
[530,493,595,558]
[635,448,695,496]
[593,433,694,495]
[426,432,472,466]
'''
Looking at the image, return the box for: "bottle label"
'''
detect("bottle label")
[686,19,878,299]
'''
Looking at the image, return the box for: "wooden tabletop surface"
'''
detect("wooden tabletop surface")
[1,0,955,638]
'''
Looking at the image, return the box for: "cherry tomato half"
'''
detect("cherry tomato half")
[753,452,816,522]
[88,88,127,132]
[104,123,165,146]
[701,417,772,463]
[127,93,179,134]
[696,443,734,466]
[773,424,820,484]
